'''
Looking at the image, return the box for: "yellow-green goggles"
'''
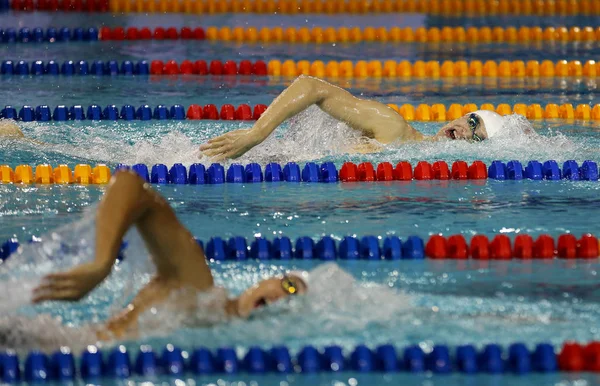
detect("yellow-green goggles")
[281,276,298,295]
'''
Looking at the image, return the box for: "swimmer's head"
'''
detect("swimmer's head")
[436,110,520,142]
[235,270,309,318]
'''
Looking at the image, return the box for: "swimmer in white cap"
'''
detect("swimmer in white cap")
[200,76,527,161]
[0,76,525,157]
[26,170,308,344]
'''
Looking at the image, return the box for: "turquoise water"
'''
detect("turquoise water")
[1,39,600,62]
[2,13,600,63]
[54,373,600,386]
[1,76,599,107]
[3,10,600,386]
[4,177,600,243]
[2,115,600,242]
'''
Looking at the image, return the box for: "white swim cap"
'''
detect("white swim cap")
[288,270,310,291]
[472,110,505,139]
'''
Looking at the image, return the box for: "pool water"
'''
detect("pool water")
[67,372,600,386]
[5,229,600,355]
[2,112,600,243]
[2,8,600,386]
[4,176,600,243]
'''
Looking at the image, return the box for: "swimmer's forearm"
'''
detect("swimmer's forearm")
[94,171,154,271]
[247,76,331,145]
[248,113,285,145]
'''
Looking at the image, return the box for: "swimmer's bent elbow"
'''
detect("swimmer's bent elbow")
[105,170,156,208]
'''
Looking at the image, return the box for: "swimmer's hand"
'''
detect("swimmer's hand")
[199,128,257,161]
[31,261,112,303]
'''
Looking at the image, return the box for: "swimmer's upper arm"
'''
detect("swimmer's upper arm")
[136,191,214,290]
[96,171,214,290]
[359,103,417,144]
[313,80,425,143]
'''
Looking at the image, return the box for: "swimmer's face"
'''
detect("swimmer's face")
[436,114,488,142]
[236,274,307,318]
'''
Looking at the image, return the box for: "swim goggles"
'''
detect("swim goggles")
[281,276,298,295]
[468,113,483,142]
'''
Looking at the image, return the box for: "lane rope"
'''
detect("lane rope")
[3,230,600,261]
[5,0,600,15]
[2,58,600,80]
[3,103,600,122]
[1,25,599,44]
[1,160,598,185]
[1,340,598,381]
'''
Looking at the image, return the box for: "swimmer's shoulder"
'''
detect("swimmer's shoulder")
[0,119,24,138]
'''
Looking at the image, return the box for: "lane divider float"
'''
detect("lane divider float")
[6,0,600,15]
[100,25,600,44]
[3,103,600,122]
[2,26,600,44]
[0,104,268,121]
[3,58,600,80]
[105,0,600,15]
[267,59,600,79]
[1,340,600,382]
[7,0,107,11]
[0,27,98,42]
[1,160,598,186]
[4,231,600,261]
[0,59,268,76]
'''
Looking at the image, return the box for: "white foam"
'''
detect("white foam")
[17,121,202,166]
[0,204,157,352]
[193,263,414,349]
[195,105,368,166]
[0,314,98,354]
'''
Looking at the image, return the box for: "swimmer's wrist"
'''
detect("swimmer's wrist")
[93,254,115,274]
[246,130,265,147]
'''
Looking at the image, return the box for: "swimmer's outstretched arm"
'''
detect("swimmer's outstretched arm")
[200,75,427,160]
[32,171,214,337]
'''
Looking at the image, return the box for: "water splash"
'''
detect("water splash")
[0,205,152,353]
[19,121,204,166]
[229,105,367,165]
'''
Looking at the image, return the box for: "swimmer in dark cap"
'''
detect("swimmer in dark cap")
[29,170,308,342]
[200,75,522,161]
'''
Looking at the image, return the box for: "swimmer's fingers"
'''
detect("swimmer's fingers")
[208,146,239,161]
[201,146,227,158]
[43,271,74,281]
[211,150,239,162]
[203,143,238,159]
[201,132,238,147]
[201,137,232,151]
[32,288,83,303]
[31,278,77,301]
[199,139,227,151]
[206,135,230,145]
[220,149,240,160]
[33,277,76,293]
[201,129,250,149]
